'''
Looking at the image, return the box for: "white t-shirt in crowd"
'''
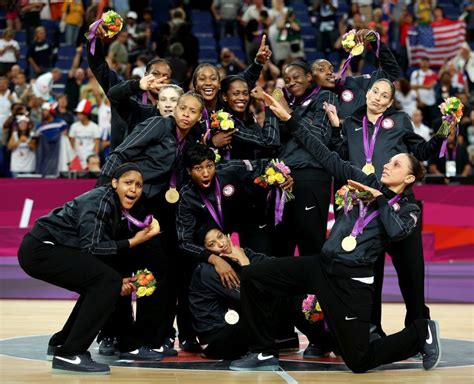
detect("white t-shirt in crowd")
[412,122,432,142]
[10,131,36,173]
[410,69,437,107]
[69,120,101,167]
[395,90,418,118]
[0,39,20,63]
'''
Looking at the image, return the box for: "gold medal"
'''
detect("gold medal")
[165,187,180,204]
[362,163,375,175]
[272,88,284,102]
[351,43,365,56]
[224,309,239,325]
[150,218,160,233]
[341,235,357,252]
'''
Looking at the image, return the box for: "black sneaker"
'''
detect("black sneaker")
[153,345,178,357]
[422,320,441,370]
[52,353,110,375]
[163,337,175,349]
[275,334,299,353]
[98,337,118,356]
[303,343,331,358]
[229,352,279,371]
[46,344,58,361]
[119,346,163,361]
[179,339,202,353]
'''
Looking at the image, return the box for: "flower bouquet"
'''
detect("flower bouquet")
[204,109,236,159]
[341,29,378,56]
[335,185,374,215]
[133,269,156,298]
[302,294,324,323]
[87,10,124,55]
[437,97,464,157]
[254,159,294,225]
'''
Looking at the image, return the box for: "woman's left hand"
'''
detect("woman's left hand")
[355,28,371,45]
[120,277,136,296]
[348,179,382,198]
[251,86,264,101]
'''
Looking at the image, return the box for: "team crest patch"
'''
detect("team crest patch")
[341,90,353,102]
[382,118,395,129]
[302,99,312,107]
[222,184,235,197]
[393,203,400,212]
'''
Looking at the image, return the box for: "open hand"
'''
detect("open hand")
[263,92,291,121]
[347,179,382,198]
[323,101,340,127]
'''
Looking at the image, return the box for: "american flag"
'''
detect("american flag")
[407,19,466,67]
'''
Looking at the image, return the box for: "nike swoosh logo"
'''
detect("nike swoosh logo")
[345,316,357,321]
[201,204,206,208]
[305,206,316,211]
[426,324,433,344]
[128,349,139,355]
[258,224,267,229]
[355,127,363,131]
[55,356,81,365]
[257,353,275,361]
[153,347,164,352]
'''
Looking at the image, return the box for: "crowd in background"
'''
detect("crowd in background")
[0,0,473,180]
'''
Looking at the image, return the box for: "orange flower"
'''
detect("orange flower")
[211,113,218,120]
[211,120,220,128]
[146,273,154,281]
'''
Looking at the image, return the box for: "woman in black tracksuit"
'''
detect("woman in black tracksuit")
[17,163,162,375]
[228,95,441,373]
[328,78,448,336]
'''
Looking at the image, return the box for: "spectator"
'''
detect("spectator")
[2,101,29,147]
[169,7,187,40]
[315,0,339,54]
[125,11,148,63]
[465,1,474,43]
[85,153,101,171]
[428,129,472,178]
[170,23,199,72]
[352,0,373,24]
[410,57,438,128]
[131,55,148,79]
[241,0,269,26]
[32,68,62,101]
[97,97,111,159]
[34,101,69,176]
[6,63,21,89]
[0,29,20,76]
[166,42,189,85]
[65,45,86,112]
[268,0,288,64]
[411,109,432,142]
[415,0,432,25]
[395,78,418,117]
[27,26,53,79]
[69,99,101,168]
[61,0,85,46]
[398,11,415,73]
[217,48,246,77]
[450,43,474,91]
[0,76,18,134]
[211,0,243,38]
[367,8,389,45]
[107,31,130,78]
[138,7,159,55]
[435,70,461,105]
[55,94,76,127]
[276,8,304,61]
[80,68,105,122]
[20,0,45,45]
[6,0,22,32]
[13,71,28,100]
[7,115,36,176]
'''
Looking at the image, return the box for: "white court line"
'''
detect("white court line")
[19,198,33,228]
[276,366,299,384]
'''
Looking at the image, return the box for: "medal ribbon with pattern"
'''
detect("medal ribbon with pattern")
[199,177,224,230]
[341,194,401,252]
[290,86,320,107]
[361,114,384,175]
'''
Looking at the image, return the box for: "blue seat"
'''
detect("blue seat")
[220,36,243,50]
[56,58,72,70]
[303,37,316,49]
[361,63,377,74]
[192,22,214,38]
[327,51,341,66]
[300,25,316,39]
[191,10,213,23]
[306,51,326,62]
[291,2,308,12]
[15,30,26,43]
[199,48,219,63]
[198,36,217,49]
[58,44,77,60]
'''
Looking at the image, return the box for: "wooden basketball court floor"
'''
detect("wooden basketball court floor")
[0,300,472,383]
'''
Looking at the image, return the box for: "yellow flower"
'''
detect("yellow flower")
[316,302,322,312]
[345,33,355,42]
[275,172,285,184]
[265,167,276,176]
[145,287,156,296]
[268,174,276,184]
[220,119,233,130]
[344,40,356,49]
[218,112,230,120]
[136,286,147,297]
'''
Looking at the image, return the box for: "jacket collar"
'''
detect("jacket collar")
[351,105,399,123]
